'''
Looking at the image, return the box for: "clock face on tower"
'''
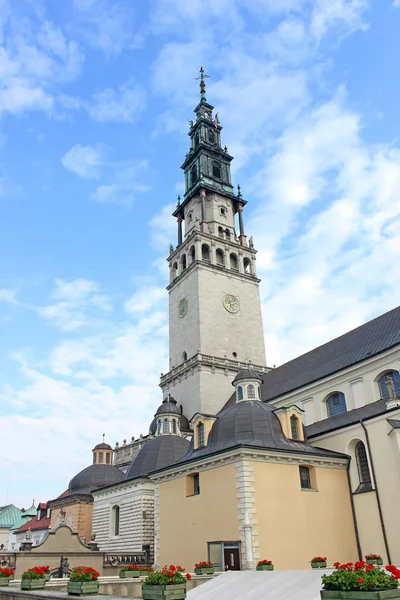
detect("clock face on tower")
[223,294,239,314]
[178,297,188,318]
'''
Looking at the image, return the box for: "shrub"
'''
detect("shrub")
[143,565,191,586]
[194,561,213,569]
[69,566,100,582]
[322,562,400,592]
[0,569,14,578]
[257,560,273,566]
[120,564,153,572]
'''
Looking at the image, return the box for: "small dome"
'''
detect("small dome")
[68,464,124,495]
[149,412,191,435]
[93,442,112,451]
[181,400,308,462]
[155,397,181,416]
[232,370,263,385]
[125,435,190,479]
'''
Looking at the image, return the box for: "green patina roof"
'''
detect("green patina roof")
[0,504,22,528]
[10,504,37,531]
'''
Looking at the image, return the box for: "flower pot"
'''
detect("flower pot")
[256,565,274,571]
[142,583,186,599]
[140,571,151,577]
[312,562,327,568]
[321,590,400,599]
[194,567,214,575]
[44,573,51,582]
[366,559,383,566]
[21,579,46,590]
[67,581,99,596]
[0,577,10,586]
[119,570,140,578]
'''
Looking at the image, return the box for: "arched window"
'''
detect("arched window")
[216,249,224,266]
[182,351,187,362]
[247,384,255,399]
[172,262,178,279]
[208,130,215,144]
[299,466,311,490]
[326,392,347,417]
[244,257,251,274]
[157,420,162,434]
[112,506,120,536]
[218,226,224,238]
[212,162,221,179]
[195,133,199,147]
[106,453,111,464]
[290,415,300,440]
[257,386,261,399]
[237,386,243,401]
[378,371,400,402]
[191,164,197,186]
[182,254,187,270]
[197,422,205,447]
[190,246,195,263]
[163,418,169,434]
[172,419,177,434]
[98,452,104,464]
[225,229,231,240]
[355,441,371,485]
[202,244,210,261]
[230,253,238,270]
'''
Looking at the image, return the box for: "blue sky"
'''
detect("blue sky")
[1,0,400,508]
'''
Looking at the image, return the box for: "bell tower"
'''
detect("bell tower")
[160,68,269,419]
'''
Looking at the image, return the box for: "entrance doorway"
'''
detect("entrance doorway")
[223,547,240,571]
[208,541,241,571]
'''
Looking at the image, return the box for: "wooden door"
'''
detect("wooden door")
[224,547,240,571]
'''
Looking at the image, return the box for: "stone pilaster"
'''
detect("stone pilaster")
[235,458,258,570]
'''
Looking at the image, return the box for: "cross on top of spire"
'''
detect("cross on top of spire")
[196,66,209,100]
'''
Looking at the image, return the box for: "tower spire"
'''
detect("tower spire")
[196,66,209,101]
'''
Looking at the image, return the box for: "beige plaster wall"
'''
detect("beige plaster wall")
[157,463,239,571]
[252,461,358,569]
[313,412,400,564]
[50,503,93,545]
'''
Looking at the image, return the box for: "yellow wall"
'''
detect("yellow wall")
[158,463,239,571]
[252,461,358,569]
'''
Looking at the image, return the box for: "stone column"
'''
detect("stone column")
[243,510,255,570]
[238,205,247,246]
[200,188,209,233]
[177,215,183,246]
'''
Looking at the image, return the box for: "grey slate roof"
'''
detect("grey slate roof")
[232,370,264,384]
[125,435,190,480]
[93,442,112,450]
[68,464,125,494]
[306,400,388,438]
[175,400,347,466]
[261,306,400,402]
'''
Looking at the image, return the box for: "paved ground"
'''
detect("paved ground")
[187,569,333,600]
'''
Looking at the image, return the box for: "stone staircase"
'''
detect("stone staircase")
[187,569,332,600]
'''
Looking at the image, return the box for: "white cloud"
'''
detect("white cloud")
[125,286,166,314]
[0,288,17,303]
[37,278,113,331]
[61,144,108,179]
[393,0,400,6]
[71,0,137,56]
[86,80,146,123]
[90,161,150,207]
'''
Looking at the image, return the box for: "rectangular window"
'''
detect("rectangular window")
[186,473,200,497]
[106,453,110,464]
[299,466,312,490]
[98,452,104,464]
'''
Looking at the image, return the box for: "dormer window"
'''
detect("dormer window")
[197,422,205,447]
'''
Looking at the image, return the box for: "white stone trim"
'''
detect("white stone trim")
[235,459,258,569]
[148,447,348,484]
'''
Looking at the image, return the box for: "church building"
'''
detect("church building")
[56,71,400,573]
